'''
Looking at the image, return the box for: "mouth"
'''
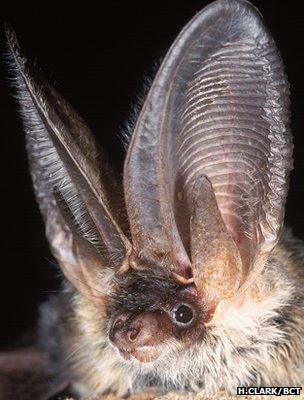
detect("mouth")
[117,345,161,363]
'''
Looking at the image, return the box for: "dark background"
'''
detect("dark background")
[1,1,303,348]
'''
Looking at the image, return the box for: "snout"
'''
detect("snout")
[110,312,159,349]
[109,312,167,362]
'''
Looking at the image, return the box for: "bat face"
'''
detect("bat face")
[6,0,304,396]
[108,270,204,362]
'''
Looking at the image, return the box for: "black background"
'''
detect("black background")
[1,1,303,348]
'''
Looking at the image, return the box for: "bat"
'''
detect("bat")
[2,0,304,398]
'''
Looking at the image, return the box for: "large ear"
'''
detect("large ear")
[124,0,293,304]
[6,28,131,296]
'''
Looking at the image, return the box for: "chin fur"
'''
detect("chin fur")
[38,230,304,397]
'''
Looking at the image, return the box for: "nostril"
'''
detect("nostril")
[127,325,141,341]
[110,317,146,348]
[110,317,126,343]
[114,318,124,331]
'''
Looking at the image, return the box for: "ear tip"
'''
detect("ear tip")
[4,23,19,51]
[4,23,27,71]
[196,0,269,42]
[205,0,261,16]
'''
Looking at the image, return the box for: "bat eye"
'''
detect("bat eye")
[173,304,194,325]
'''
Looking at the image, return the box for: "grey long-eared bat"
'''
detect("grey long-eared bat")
[2,0,304,398]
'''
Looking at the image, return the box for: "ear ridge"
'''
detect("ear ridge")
[6,28,131,286]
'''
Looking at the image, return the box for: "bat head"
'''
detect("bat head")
[7,0,293,369]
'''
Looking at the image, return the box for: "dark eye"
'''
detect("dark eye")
[173,304,194,325]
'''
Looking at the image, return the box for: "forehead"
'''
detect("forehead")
[111,270,193,312]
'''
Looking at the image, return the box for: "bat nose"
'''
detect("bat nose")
[110,314,157,351]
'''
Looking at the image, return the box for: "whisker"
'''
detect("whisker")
[62,342,88,364]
